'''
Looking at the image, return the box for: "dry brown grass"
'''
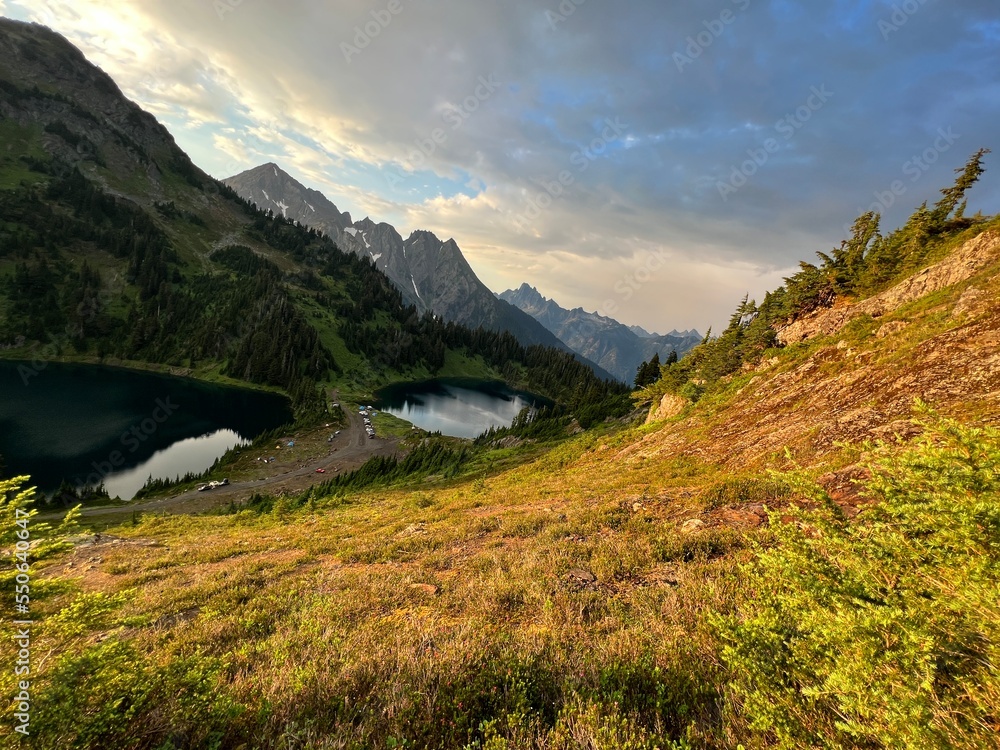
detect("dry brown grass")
[11,236,1000,748]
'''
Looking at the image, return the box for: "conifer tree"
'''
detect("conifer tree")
[930,148,990,227]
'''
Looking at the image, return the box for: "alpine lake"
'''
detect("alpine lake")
[373,377,549,439]
[0,360,292,501]
[1,363,545,501]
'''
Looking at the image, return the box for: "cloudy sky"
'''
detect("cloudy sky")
[3,0,998,332]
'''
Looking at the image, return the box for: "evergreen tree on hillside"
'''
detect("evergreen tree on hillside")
[634,353,661,388]
[930,148,990,228]
[635,148,995,412]
[816,211,882,296]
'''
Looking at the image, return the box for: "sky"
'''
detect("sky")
[3,0,999,333]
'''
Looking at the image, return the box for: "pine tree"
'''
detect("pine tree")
[817,211,881,295]
[930,148,990,227]
[634,352,661,388]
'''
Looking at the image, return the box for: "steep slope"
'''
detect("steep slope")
[224,164,592,360]
[633,224,1000,469]
[0,19,623,413]
[501,283,701,382]
[16,226,1000,750]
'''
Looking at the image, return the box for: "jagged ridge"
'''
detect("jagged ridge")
[500,283,701,382]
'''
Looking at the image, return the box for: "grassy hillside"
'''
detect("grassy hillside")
[2,19,999,750]
[4,214,1000,748]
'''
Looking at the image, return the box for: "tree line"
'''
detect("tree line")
[2,158,628,427]
[635,149,994,407]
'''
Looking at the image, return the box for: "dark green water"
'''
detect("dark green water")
[374,378,548,439]
[0,360,292,500]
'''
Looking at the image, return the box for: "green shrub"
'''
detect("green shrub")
[716,410,1000,749]
[31,640,244,749]
[678,381,705,403]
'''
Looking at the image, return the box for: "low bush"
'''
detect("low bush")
[717,410,1000,748]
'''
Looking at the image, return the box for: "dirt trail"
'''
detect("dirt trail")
[69,403,399,519]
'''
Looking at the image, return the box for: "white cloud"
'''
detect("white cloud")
[6,0,998,333]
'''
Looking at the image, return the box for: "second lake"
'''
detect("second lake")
[373,378,548,439]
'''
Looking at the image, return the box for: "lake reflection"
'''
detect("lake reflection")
[102,429,245,500]
[0,360,292,500]
[374,379,546,439]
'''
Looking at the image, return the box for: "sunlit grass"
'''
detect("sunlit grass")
[8,229,1000,748]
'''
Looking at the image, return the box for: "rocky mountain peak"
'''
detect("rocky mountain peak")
[225,163,351,229]
[224,163,609,372]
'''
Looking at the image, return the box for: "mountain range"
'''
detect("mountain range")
[224,163,610,370]
[500,283,702,382]
[0,18,624,410]
[224,164,700,383]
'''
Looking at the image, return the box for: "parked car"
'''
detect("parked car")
[315,468,326,474]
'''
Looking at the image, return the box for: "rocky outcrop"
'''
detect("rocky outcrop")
[777,231,1000,345]
[647,393,688,423]
[224,162,352,232]
[0,18,211,200]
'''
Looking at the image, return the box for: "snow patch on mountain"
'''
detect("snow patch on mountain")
[223,162,597,369]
